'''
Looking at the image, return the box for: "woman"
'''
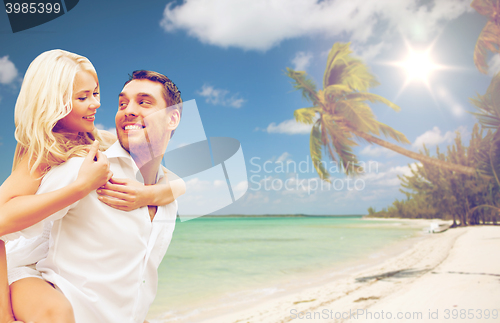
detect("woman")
[0,49,184,323]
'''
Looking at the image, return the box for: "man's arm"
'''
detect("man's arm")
[96,167,186,210]
[149,166,186,205]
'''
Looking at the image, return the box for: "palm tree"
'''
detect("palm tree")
[287,42,476,181]
[471,0,500,74]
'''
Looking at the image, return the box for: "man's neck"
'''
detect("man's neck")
[136,155,163,185]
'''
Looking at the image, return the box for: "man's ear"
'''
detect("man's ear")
[168,109,181,131]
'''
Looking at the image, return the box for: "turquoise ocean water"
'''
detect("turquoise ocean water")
[148,216,423,322]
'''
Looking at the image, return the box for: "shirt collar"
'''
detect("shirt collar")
[104,140,132,160]
[104,141,164,183]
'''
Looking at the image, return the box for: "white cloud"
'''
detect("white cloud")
[95,123,117,136]
[352,42,388,62]
[264,119,312,135]
[276,152,291,163]
[488,54,500,76]
[360,145,397,158]
[233,180,249,194]
[412,126,467,149]
[160,0,472,51]
[197,84,245,108]
[214,179,226,188]
[0,56,18,84]
[435,85,466,117]
[362,163,420,187]
[291,51,313,71]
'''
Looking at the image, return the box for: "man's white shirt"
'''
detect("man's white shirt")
[10,141,177,323]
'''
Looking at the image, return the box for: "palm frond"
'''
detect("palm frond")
[294,107,320,124]
[470,72,500,129]
[310,122,330,181]
[345,92,401,112]
[473,21,500,74]
[335,100,379,135]
[323,43,351,88]
[376,121,411,144]
[471,0,498,17]
[324,84,351,100]
[285,68,319,105]
[341,60,380,92]
[323,43,379,92]
[321,116,360,175]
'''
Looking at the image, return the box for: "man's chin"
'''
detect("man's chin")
[117,138,130,153]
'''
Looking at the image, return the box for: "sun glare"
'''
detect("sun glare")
[385,40,452,99]
[402,51,436,84]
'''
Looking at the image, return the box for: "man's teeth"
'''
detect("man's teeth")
[125,125,142,130]
[83,116,94,119]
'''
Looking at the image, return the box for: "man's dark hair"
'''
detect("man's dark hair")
[125,70,182,137]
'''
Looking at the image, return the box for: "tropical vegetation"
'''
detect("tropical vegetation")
[367,124,499,226]
[286,43,477,181]
[472,0,500,74]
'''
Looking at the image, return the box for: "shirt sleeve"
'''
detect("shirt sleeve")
[38,157,85,222]
[0,157,85,242]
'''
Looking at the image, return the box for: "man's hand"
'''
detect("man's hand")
[96,177,148,211]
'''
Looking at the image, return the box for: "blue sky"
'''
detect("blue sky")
[0,0,495,215]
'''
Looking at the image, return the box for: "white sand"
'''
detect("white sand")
[199,225,500,323]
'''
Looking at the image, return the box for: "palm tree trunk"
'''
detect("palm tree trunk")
[353,131,477,176]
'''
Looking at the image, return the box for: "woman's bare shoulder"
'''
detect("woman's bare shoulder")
[0,157,43,205]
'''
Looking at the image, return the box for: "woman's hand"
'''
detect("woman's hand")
[1,317,24,323]
[75,141,113,194]
[96,177,149,211]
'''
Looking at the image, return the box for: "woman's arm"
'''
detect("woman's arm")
[96,168,186,211]
[0,141,111,238]
[96,129,186,210]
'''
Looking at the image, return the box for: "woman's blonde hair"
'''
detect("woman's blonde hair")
[12,49,104,175]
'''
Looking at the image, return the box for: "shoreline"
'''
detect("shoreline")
[192,224,499,323]
[149,218,449,322]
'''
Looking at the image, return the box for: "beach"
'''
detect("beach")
[196,222,500,323]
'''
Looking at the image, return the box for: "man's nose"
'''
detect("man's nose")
[124,101,140,116]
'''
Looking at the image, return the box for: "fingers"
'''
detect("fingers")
[98,195,132,211]
[109,177,128,185]
[106,171,113,182]
[97,188,131,201]
[95,150,108,164]
[99,181,131,193]
[85,141,99,161]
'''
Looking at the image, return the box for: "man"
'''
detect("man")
[17,70,182,323]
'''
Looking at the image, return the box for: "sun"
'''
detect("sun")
[385,40,451,98]
[401,50,438,85]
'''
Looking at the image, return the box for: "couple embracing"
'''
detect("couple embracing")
[0,49,185,323]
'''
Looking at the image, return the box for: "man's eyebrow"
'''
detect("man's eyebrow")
[119,92,126,98]
[137,93,156,100]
